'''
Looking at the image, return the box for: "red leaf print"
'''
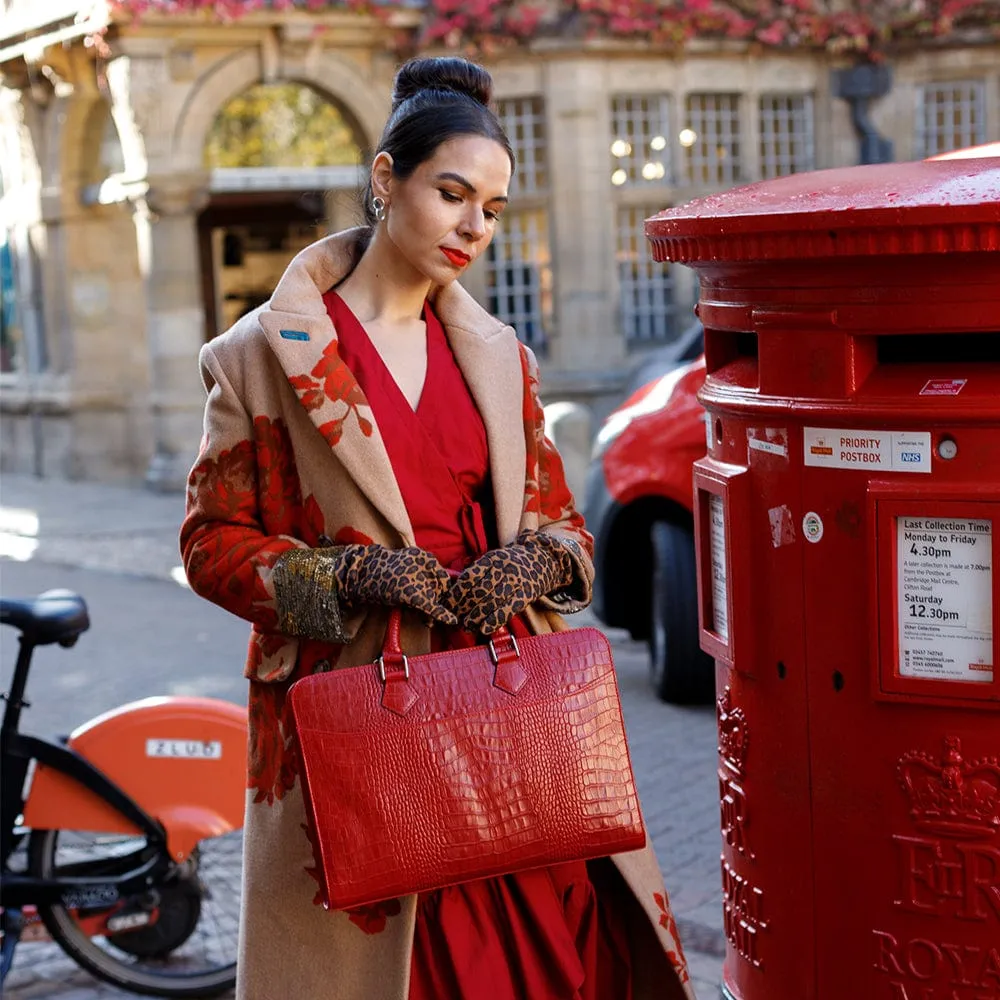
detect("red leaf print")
[289,374,318,392]
[322,363,357,404]
[187,439,256,522]
[301,388,326,411]
[654,891,669,927]
[344,383,367,407]
[652,891,690,983]
[357,416,373,437]
[318,418,344,447]
[302,494,326,543]
[311,344,340,381]
[255,417,303,532]
[247,674,297,805]
[333,526,374,546]
[345,898,402,934]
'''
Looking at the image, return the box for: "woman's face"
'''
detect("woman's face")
[377,135,512,286]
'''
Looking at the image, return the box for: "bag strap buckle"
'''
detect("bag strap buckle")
[488,630,527,695]
[487,631,521,665]
[377,653,410,683]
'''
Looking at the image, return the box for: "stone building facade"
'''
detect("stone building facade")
[1,1,998,487]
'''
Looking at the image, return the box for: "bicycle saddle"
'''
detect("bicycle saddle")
[0,589,90,646]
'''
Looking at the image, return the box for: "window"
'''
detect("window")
[1,233,21,373]
[496,97,547,196]
[0,228,46,375]
[682,93,742,185]
[916,81,986,157]
[204,83,363,169]
[610,94,672,187]
[486,210,552,352]
[616,206,676,345]
[488,97,552,350]
[759,94,815,178]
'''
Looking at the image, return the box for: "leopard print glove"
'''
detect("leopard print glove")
[443,530,575,635]
[273,544,457,642]
[336,544,457,624]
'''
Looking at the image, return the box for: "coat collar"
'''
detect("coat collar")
[257,229,526,546]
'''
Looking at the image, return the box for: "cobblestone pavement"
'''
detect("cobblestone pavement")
[1,473,725,998]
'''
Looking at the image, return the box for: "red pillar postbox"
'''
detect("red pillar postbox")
[645,157,1000,999]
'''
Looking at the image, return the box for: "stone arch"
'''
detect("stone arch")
[203,80,364,169]
[172,47,387,175]
[40,90,99,194]
[74,98,127,186]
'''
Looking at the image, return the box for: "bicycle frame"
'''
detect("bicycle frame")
[1,633,171,909]
[2,630,247,909]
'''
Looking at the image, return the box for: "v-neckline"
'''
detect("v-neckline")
[332,292,431,416]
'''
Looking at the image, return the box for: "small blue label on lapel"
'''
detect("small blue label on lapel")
[279,329,310,341]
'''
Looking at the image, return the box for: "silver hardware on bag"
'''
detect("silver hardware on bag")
[488,633,521,665]
[377,654,409,683]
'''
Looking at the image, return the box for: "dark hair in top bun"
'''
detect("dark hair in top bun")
[362,57,514,227]
[391,56,493,111]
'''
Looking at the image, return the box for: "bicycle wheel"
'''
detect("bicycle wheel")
[28,827,240,998]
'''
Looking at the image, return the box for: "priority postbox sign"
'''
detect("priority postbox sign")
[803,427,932,473]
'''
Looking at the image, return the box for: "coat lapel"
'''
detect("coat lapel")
[256,231,414,543]
[255,230,528,550]
[432,283,527,547]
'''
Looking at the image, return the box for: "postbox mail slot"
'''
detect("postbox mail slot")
[877,332,1000,363]
[871,492,999,708]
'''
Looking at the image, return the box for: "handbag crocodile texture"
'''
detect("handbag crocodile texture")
[286,610,645,910]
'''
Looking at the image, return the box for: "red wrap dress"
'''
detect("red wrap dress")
[324,290,633,1000]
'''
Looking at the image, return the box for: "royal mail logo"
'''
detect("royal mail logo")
[810,445,833,456]
[897,736,1000,840]
[717,687,749,774]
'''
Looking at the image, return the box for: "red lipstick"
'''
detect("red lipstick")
[441,247,471,267]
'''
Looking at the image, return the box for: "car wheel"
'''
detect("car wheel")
[649,521,716,705]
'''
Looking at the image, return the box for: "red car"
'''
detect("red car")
[584,352,711,704]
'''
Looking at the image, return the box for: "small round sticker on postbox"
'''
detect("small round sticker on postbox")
[802,511,824,544]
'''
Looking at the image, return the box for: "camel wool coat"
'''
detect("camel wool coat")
[181,229,694,1000]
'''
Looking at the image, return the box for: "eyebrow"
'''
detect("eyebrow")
[435,172,508,204]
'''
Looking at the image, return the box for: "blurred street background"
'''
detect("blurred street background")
[2,3,997,997]
[0,473,725,998]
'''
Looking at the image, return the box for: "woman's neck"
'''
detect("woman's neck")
[335,227,431,327]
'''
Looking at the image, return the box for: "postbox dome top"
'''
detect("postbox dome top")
[645,158,1000,264]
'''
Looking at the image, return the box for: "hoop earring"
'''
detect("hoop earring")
[372,197,386,223]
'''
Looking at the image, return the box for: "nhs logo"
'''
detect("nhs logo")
[890,432,932,473]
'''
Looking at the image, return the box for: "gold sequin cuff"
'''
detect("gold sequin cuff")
[272,548,351,644]
[538,534,593,614]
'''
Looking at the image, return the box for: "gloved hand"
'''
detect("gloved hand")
[273,544,457,643]
[443,530,575,635]
[334,544,457,623]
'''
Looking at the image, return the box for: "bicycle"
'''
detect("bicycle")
[1,589,247,997]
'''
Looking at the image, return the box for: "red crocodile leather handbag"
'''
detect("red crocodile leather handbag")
[286,610,646,910]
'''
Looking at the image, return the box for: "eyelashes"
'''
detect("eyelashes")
[438,189,502,223]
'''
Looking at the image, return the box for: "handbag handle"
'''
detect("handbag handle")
[378,609,529,701]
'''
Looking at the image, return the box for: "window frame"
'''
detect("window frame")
[915,80,987,158]
[758,92,816,179]
[681,92,744,187]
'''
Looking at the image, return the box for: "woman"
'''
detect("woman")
[181,56,693,1000]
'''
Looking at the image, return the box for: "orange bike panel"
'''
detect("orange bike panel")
[23,696,247,861]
